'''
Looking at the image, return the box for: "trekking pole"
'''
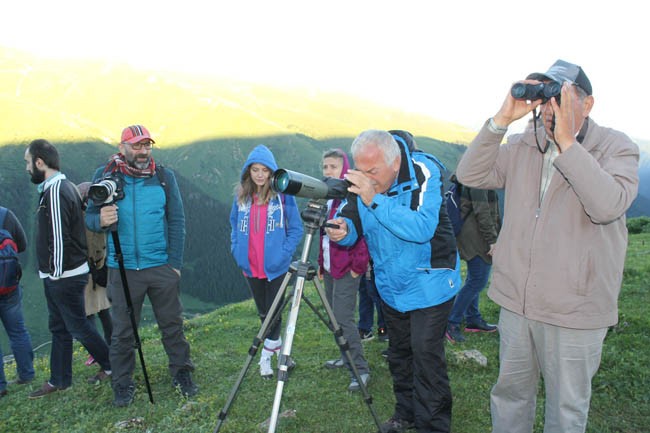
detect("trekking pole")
[110,230,154,404]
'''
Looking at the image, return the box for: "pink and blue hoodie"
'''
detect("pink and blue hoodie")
[229,145,304,280]
[318,150,369,279]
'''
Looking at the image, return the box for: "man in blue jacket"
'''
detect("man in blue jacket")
[86,125,196,407]
[327,130,461,433]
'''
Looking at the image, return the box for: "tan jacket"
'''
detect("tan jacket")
[456,118,639,329]
[84,225,111,316]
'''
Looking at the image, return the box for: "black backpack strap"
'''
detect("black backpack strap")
[156,165,170,217]
[0,206,7,229]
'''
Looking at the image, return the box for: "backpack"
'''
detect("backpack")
[0,207,21,295]
[445,181,464,236]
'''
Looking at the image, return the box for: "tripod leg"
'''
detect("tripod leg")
[312,277,384,431]
[213,271,294,433]
[267,272,307,433]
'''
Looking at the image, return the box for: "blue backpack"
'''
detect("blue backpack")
[0,207,21,295]
[445,182,464,236]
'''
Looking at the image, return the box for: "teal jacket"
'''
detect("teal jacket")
[85,166,185,271]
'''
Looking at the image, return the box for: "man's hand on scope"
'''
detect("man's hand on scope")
[325,218,348,242]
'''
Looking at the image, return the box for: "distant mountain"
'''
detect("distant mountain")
[0,46,476,147]
[0,46,470,312]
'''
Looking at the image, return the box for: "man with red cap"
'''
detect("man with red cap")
[86,125,197,407]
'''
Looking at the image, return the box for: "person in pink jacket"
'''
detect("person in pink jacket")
[317,148,371,392]
[456,59,639,433]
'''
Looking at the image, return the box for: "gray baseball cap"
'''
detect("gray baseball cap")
[527,59,592,96]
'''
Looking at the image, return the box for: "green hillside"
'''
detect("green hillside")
[2,233,648,432]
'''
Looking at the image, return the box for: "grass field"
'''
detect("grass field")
[1,234,649,433]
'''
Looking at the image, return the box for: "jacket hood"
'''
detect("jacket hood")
[241,145,278,180]
[334,148,351,180]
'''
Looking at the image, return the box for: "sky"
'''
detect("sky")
[2,0,649,141]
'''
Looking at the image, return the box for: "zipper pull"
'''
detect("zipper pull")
[535,208,541,218]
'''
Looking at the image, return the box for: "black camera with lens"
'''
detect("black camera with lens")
[88,175,125,205]
[511,81,562,104]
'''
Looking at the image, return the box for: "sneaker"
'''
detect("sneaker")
[465,318,498,333]
[85,355,96,366]
[446,323,465,344]
[324,358,344,369]
[87,369,111,385]
[113,382,136,407]
[29,382,66,399]
[377,327,389,342]
[172,369,199,397]
[380,416,415,433]
[259,356,273,379]
[348,373,370,392]
[359,330,375,342]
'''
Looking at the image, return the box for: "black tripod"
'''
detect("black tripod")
[110,229,154,404]
[213,200,382,433]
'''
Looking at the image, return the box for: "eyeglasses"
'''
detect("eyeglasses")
[123,141,153,150]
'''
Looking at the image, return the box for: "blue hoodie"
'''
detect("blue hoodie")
[229,145,304,280]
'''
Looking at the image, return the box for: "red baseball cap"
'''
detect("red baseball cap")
[121,125,155,144]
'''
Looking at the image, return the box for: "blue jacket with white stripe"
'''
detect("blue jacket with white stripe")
[337,141,461,313]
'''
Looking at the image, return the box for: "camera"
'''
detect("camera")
[88,175,124,205]
[271,169,350,200]
[511,81,562,104]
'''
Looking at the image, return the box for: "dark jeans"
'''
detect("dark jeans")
[448,256,492,325]
[0,285,35,390]
[247,275,285,341]
[44,274,111,388]
[358,274,385,332]
[383,298,454,433]
[108,265,193,387]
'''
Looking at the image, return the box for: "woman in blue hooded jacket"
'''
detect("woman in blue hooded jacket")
[230,145,303,378]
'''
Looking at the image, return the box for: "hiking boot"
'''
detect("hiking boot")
[379,416,415,433]
[29,382,66,399]
[377,327,389,342]
[280,356,296,371]
[359,330,375,342]
[324,358,344,369]
[348,373,370,392]
[446,323,465,344]
[87,369,111,384]
[172,369,199,397]
[465,318,498,333]
[113,382,136,407]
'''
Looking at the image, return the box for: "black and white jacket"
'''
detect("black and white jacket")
[36,173,88,279]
